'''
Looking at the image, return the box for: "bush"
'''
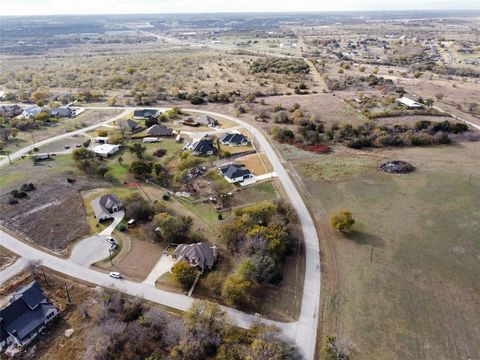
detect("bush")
[124,193,155,222]
[452,122,468,134]
[67,177,76,183]
[410,133,433,146]
[331,210,355,232]
[153,149,167,158]
[20,183,35,192]
[10,190,27,199]
[171,261,197,291]
[162,194,170,201]
[7,198,19,205]
[190,96,204,105]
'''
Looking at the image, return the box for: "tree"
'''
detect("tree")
[72,148,95,161]
[130,143,147,159]
[11,128,18,141]
[124,193,154,221]
[331,210,355,232]
[171,261,197,290]
[106,96,117,107]
[424,98,434,108]
[97,129,108,137]
[222,273,252,306]
[145,117,158,128]
[323,335,356,360]
[117,156,123,165]
[129,161,152,179]
[155,213,192,242]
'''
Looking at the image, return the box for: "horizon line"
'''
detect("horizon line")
[1,8,479,17]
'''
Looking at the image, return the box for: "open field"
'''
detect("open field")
[293,142,480,359]
[0,176,92,252]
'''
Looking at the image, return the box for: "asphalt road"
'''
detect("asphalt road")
[0,106,321,359]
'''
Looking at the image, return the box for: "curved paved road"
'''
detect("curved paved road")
[0,106,321,359]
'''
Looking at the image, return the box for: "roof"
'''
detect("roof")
[173,243,218,270]
[146,124,173,137]
[134,109,160,118]
[195,115,217,126]
[192,139,214,154]
[0,104,22,116]
[396,97,424,108]
[24,106,48,117]
[219,163,251,180]
[50,107,72,117]
[0,281,56,342]
[91,193,123,219]
[93,144,119,155]
[119,119,142,131]
[220,133,248,145]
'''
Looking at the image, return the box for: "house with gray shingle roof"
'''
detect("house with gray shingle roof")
[91,194,123,222]
[219,163,253,183]
[0,281,58,350]
[146,124,174,137]
[118,119,143,133]
[220,133,249,147]
[172,243,218,273]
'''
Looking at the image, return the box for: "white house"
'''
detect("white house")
[396,97,424,109]
[93,144,120,157]
[219,163,254,184]
[94,136,109,144]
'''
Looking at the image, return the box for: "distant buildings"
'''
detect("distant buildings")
[220,133,249,147]
[133,109,162,120]
[0,281,58,350]
[191,139,215,156]
[0,104,23,118]
[219,163,253,184]
[50,107,73,118]
[22,106,49,119]
[396,97,424,109]
[91,193,123,222]
[195,115,218,128]
[118,119,142,133]
[146,124,174,137]
[93,144,120,158]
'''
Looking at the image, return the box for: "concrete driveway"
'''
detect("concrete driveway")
[0,258,28,285]
[70,211,124,267]
[143,253,176,285]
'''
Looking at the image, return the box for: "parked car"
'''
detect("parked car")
[106,236,117,245]
[64,145,70,149]
[109,243,118,251]
[109,272,122,279]
[76,144,82,148]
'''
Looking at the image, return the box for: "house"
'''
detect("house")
[91,193,123,221]
[50,107,73,118]
[93,144,120,158]
[219,163,253,183]
[173,243,218,272]
[0,281,58,350]
[220,133,249,147]
[146,124,173,137]
[23,106,49,119]
[133,109,161,120]
[396,97,424,109]
[191,139,215,156]
[94,136,109,144]
[118,119,142,133]
[0,104,23,118]
[195,115,218,128]
[32,153,53,161]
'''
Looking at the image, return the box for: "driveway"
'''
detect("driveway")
[143,253,176,285]
[0,258,28,285]
[70,211,124,267]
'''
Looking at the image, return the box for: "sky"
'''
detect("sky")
[0,0,477,16]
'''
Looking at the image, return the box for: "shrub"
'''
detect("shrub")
[20,183,35,192]
[331,210,355,232]
[190,96,204,105]
[153,149,167,157]
[452,122,468,134]
[162,194,170,201]
[171,261,197,291]
[7,198,19,205]
[410,133,433,146]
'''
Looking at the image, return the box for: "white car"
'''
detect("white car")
[106,236,117,245]
[109,272,122,279]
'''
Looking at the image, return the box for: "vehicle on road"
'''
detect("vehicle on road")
[109,271,122,279]
[106,236,117,245]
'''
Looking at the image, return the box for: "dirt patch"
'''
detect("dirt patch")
[97,226,165,282]
[0,176,97,252]
[379,160,415,174]
[0,246,18,270]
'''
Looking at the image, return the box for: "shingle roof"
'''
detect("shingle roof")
[134,109,159,119]
[0,281,56,342]
[195,115,217,126]
[173,243,218,270]
[119,119,142,131]
[219,163,251,180]
[146,124,173,137]
[91,194,123,219]
[50,108,72,117]
[220,133,248,145]
[192,139,215,154]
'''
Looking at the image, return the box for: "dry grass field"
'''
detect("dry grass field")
[286,141,480,359]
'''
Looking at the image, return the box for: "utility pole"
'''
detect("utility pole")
[31,132,36,144]
[108,248,114,266]
[64,283,71,303]
[41,266,49,286]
